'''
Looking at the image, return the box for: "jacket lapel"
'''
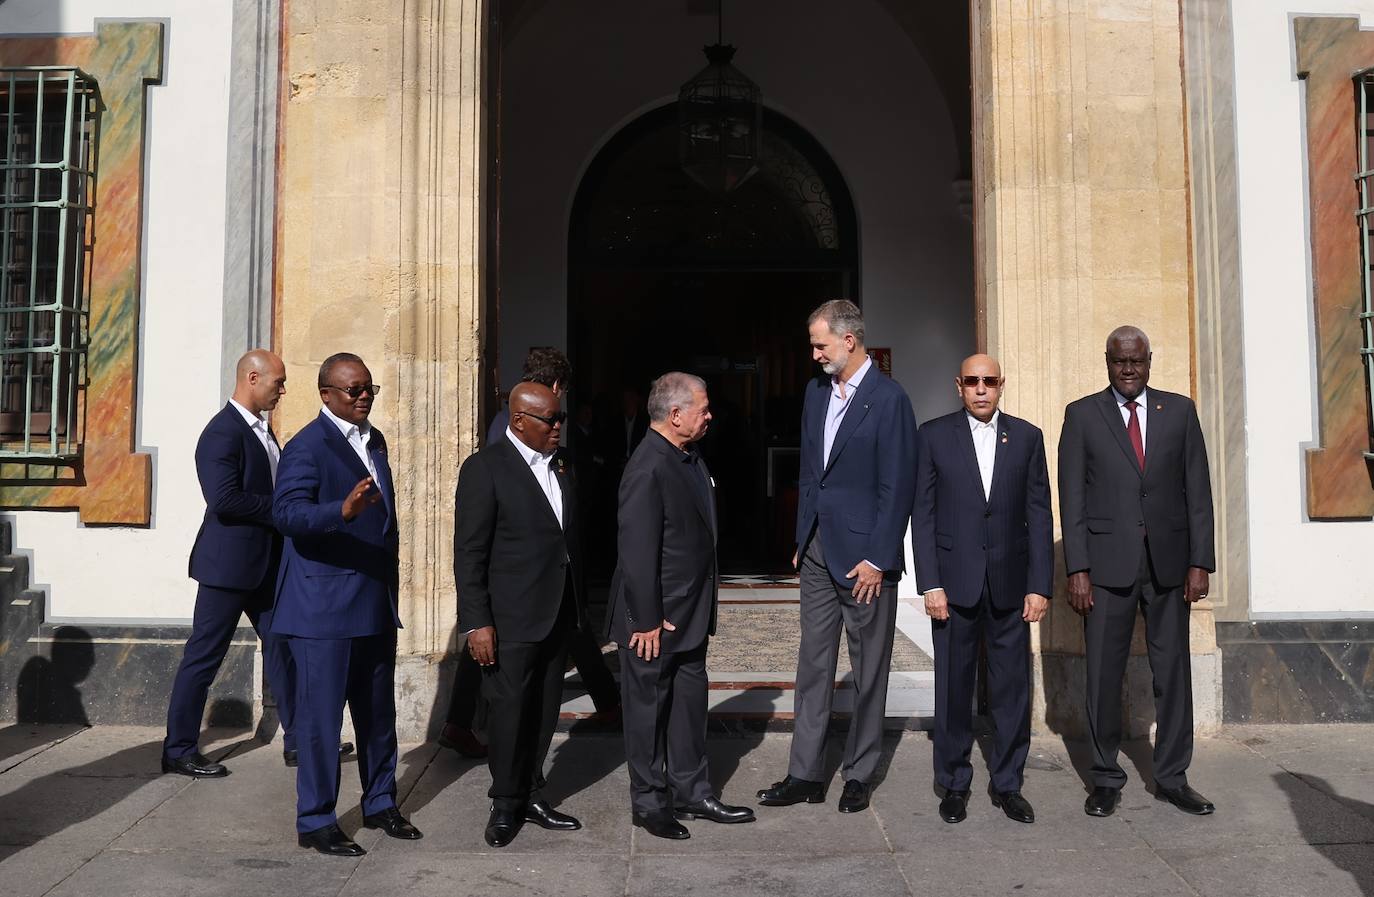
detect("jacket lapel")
[823,372,878,476]
[1142,392,1163,478]
[953,413,988,504]
[1095,389,1143,479]
[987,416,1010,503]
[495,438,563,531]
[369,432,395,522]
[318,411,372,481]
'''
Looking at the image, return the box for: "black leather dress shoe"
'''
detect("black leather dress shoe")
[484,807,523,847]
[438,725,488,758]
[939,789,970,823]
[298,823,365,856]
[1084,785,1121,817]
[838,780,870,813]
[674,796,756,824]
[283,742,355,768]
[757,775,826,806]
[1156,784,1215,815]
[161,752,228,778]
[991,790,1035,823]
[525,799,582,830]
[363,807,423,839]
[633,811,690,840]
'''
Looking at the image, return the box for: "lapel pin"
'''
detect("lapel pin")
[1000,433,1008,444]
[1155,404,1163,411]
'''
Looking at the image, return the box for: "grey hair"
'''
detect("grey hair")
[1105,325,1151,353]
[808,299,865,345]
[646,372,707,422]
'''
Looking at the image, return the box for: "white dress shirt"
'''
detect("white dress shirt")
[506,427,562,528]
[823,354,873,468]
[230,398,280,484]
[320,403,377,480]
[1111,386,1148,449]
[968,410,999,500]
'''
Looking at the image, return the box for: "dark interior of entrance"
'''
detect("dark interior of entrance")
[568,106,858,576]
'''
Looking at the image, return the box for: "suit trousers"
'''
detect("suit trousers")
[932,586,1031,793]
[481,586,575,812]
[286,631,399,833]
[451,625,619,728]
[619,640,712,815]
[789,530,898,784]
[164,582,295,759]
[1084,542,1193,790]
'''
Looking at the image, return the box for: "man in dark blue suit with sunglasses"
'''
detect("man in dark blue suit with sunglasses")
[271,352,421,856]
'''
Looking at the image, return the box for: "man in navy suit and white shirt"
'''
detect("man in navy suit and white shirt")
[912,354,1053,825]
[271,352,421,856]
[759,300,917,813]
[162,350,296,778]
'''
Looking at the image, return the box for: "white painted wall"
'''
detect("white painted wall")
[499,0,975,423]
[1232,2,1374,617]
[0,1,233,620]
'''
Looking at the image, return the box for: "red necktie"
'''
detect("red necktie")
[1125,400,1145,471]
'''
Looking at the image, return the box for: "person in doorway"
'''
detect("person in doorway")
[911,354,1053,824]
[271,353,421,856]
[610,372,755,839]
[758,299,917,814]
[455,382,589,848]
[1058,325,1216,818]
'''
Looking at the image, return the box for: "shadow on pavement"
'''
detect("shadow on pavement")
[0,723,85,769]
[1276,772,1374,896]
[1058,735,1157,794]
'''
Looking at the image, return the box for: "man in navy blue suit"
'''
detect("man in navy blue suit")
[912,353,1053,825]
[271,352,421,856]
[759,299,917,814]
[163,349,296,778]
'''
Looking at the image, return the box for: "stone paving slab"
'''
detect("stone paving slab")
[3,724,1374,897]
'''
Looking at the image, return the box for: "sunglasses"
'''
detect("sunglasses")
[517,409,567,426]
[324,383,380,399]
[959,376,1002,388]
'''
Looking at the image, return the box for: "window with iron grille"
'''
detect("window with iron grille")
[0,68,99,461]
[1356,73,1374,461]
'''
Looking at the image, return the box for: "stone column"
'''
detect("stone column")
[973,0,1220,736]
[275,0,487,739]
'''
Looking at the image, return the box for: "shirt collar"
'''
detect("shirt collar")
[320,403,371,440]
[506,427,553,465]
[1111,386,1148,408]
[831,354,873,397]
[966,409,1000,432]
[229,398,264,430]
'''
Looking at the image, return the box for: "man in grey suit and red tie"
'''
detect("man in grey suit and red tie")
[1059,325,1216,818]
[912,354,1053,824]
[759,300,917,813]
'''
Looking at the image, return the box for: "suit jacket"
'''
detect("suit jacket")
[453,437,588,643]
[1058,387,1215,590]
[269,411,402,639]
[608,430,718,654]
[794,368,918,586]
[188,402,282,591]
[911,410,1054,611]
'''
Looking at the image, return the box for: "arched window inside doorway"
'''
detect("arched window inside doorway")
[568,105,858,574]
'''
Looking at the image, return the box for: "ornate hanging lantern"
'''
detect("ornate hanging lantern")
[677,4,762,194]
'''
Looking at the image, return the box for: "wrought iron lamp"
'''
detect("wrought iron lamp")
[677,1,762,193]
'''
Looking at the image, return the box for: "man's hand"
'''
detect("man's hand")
[342,476,381,521]
[466,626,497,667]
[1185,566,1210,604]
[628,620,676,661]
[1067,571,1094,616]
[846,562,884,604]
[791,550,799,571]
[1023,593,1049,623]
[923,588,949,621]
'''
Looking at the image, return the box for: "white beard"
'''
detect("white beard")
[821,350,848,377]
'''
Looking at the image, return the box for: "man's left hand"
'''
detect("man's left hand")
[1185,566,1210,604]
[1022,593,1048,623]
[846,562,884,604]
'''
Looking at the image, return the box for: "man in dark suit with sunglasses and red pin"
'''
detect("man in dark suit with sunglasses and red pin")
[455,381,589,848]
[912,354,1053,825]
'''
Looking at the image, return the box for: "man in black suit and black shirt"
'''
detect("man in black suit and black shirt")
[454,382,589,847]
[912,354,1053,825]
[1059,325,1216,818]
[609,372,755,840]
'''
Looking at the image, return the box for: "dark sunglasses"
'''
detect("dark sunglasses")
[324,383,380,399]
[959,375,1002,388]
[516,409,567,426]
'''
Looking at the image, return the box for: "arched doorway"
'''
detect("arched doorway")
[568,105,859,575]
